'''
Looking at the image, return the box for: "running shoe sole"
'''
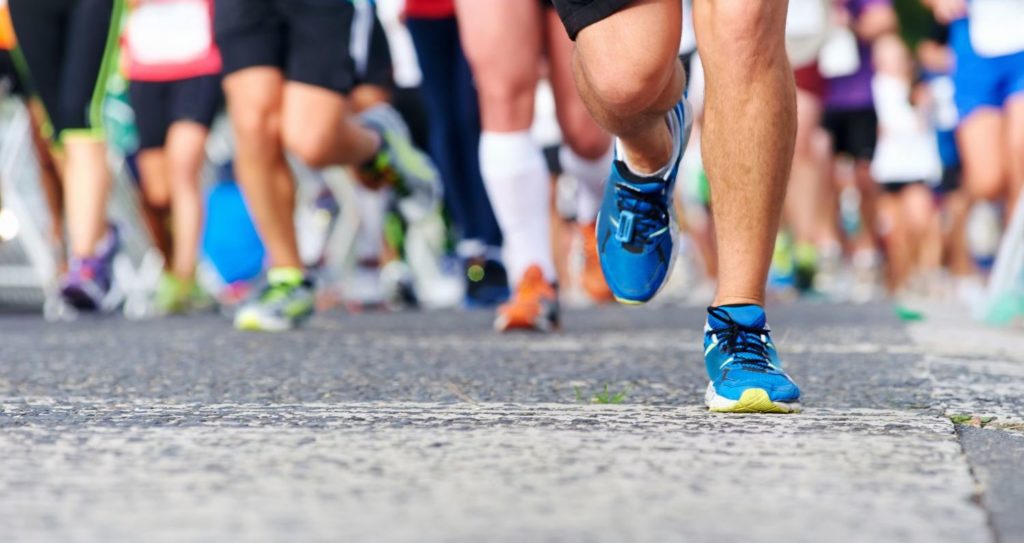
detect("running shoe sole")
[704,382,802,414]
[234,311,308,332]
[60,285,100,311]
[493,306,559,333]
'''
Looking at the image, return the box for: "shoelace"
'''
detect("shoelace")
[615,181,669,243]
[707,306,776,371]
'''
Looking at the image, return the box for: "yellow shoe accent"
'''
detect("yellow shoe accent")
[709,388,800,414]
[614,297,645,306]
[235,312,265,332]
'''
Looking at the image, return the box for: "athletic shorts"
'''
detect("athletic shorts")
[949,19,1024,121]
[9,0,124,142]
[551,0,631,40]
[822,107,878,161]
[934,165,962,195]
[214,0,357,94]
[129,75,222,150]
[879,180,924,195]
[351,1,393,89]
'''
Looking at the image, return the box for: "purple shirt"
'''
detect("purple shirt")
[825,0,891,111]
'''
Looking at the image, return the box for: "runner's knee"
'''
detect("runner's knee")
[696,0,786,71]
[231,100,282,153]
[580,50,678,118]
[282,123,335,169]
[559,114,611,160]
[965,162,1005,201]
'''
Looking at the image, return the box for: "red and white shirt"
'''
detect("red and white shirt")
[122,0,221,82]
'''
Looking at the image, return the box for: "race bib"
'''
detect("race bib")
[818,27,861,78]
[126,1,212,66]
[970,0,1024,57]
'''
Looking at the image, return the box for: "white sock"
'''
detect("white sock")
[560,144,613,224]
[354,183,387,263]
[479,131,555,285]
[616,106,683,179]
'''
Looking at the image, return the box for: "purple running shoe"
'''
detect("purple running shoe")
[60,226,119,311]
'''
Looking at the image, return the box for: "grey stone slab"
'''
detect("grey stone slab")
[0,401,989,543]
[958,427,1024,543]
[923,355,1024,428]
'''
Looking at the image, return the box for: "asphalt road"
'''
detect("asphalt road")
[0,301,1021,542]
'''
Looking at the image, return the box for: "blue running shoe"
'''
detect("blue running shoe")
[703,305,801,413]
[596,99,692,304]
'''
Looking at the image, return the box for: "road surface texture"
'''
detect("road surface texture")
[1,301,1021,542]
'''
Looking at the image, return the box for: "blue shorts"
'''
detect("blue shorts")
[950,19,1024,120]
[936,129,960,168]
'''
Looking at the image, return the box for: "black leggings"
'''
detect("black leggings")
[9,0,123,142]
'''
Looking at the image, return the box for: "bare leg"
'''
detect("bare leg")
[281,81,380,169]
[27,99,65,252]
[136,148,173,262]
[573,0,684,173]
[877,192,906,291]
[957,109,1007,202]
[693,0,795,306]
[62,137,111,258]
[456,0,542,133]
[456,0,556,285]
[164,121,208,280]
[349,84,392,114]
[784,90,825,247]
[544,9,611,161]
[853,159,880,252]
[1005,96,1024,211]
[223,67,302,269]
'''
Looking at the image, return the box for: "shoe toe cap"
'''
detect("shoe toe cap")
[717,372,801,402]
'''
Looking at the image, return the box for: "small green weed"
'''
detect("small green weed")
[575,384,629,404]
[949,414,996,427]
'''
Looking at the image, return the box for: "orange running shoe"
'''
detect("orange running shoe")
[579,222,614,303]
[494,265,559,332]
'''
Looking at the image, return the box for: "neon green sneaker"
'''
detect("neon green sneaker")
[234,268,315,332]
[359,104,442,223]
[155,273,213,315]
[155,273,188,315]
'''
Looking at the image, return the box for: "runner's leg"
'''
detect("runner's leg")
[957,109,1007,202]
[693,0,794,306]
[573,0,684,175]
[222,67,302,269]
[456,0,554,284]
[165,121,207,280]
[457,0,559,332]
[1005,96,1024,210]
[544,8,612,223]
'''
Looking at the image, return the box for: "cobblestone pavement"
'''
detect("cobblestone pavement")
[0,302,1020,542]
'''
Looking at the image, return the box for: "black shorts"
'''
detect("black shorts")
[822,107,878,161]
[214,0,356,94]
[551,0,631,40]
[351,1,393,89]
[9,0,123,141]
[879,180,924,195]
[129,75,222,150]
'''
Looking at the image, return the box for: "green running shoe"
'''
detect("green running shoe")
[359,104,442,223]
[234,268,315,332]
[155,273,212,315]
